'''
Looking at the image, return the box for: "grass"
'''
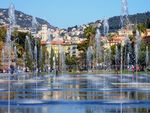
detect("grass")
[30,70,150,76]
[67,69,150,75]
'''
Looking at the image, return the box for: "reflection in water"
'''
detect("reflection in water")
[0,74,150,113]
[0,105,150,113]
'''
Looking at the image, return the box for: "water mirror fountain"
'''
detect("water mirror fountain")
[0,0,149,113]
[95,29,101,72]
[86,46,94,72]
[103,18,109,36]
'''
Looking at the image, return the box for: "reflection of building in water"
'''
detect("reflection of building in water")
[41,77,135,101]
[42,78,81,100]
[0,91,14,100]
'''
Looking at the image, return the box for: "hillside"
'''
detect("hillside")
[0,8,150,33]
[0,8,56,30]
[67,12,150,33]
[108,11,150,31]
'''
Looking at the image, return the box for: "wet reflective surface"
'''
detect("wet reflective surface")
[0,73,150,113]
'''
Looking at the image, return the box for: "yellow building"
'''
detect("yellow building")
[41,37,71,57]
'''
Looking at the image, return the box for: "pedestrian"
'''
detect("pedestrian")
[10,64,15,74]
[132,65,135,74]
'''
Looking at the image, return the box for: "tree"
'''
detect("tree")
[137,23,146,35]
[38,45,49,72]
[145,18,150,29]
[138,40,150,69]
[110,45,116,66]
[107,33,117,41]
[66,55,77,66]
[65,55,77,71]
[83,26,96,46]
[0,27,6,42]
[77,26,96,69]
[0,41,4,65]
[17,32,30,48]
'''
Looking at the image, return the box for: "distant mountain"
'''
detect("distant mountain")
[0,8,150,34]
[66,12,150,33]
[0,8,56,30]
[108,11,150,31]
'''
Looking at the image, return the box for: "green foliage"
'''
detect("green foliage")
[110,44,117,66]
[77,40,89,52]
[107,33,117,41]
[39,45,49,72]
[129,35,135,44]
[12,28,19,38]
[0,41,4,65]
[50,48,55,69]
[0,27,6,42]
[16,44,24,58]
[17,32,29,48]
[65,55,77,66]
[14,32,30,58]
[83,26,96,46]
[138,40,150,67]
[25,54,34,71]
[109,11,150,31]
[137,23,146,35]
[77,26,96,68]
[145,18,150,29]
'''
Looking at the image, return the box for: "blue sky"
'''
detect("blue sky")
[0,0,150,28]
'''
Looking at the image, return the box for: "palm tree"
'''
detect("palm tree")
[137,23,147,35]
[84,26,96,46]
[77,26,96,70]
